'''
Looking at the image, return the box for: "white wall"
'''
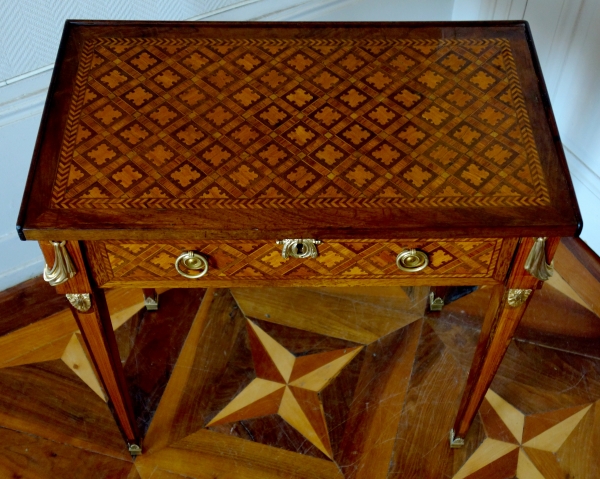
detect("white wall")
[452,0,600,254]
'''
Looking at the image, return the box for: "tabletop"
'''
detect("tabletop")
[17,21,581,241]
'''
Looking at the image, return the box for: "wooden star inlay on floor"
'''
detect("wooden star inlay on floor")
[453,389,592,479]
[207,319,363,458]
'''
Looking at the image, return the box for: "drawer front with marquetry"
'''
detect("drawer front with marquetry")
[86,238,517,288]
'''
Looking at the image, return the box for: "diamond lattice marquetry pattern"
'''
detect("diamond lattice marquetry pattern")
[99,238,503,283]
[52,37,549,210]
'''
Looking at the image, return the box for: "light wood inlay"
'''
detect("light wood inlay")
[522,403,593,444]
[485,388,524,443]
[278,386,332,458]
[248,320,295,382]
[207,319,363,458]
[516,449,546,479]
[453,389,593,478]
[523,405,592,452]
[289,348,362,391]
[207,378,285,426]
[453,438,518,479]
[61,333,107,402]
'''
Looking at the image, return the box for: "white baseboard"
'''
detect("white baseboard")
[0,232,44,291]
[0,259,44,292]
[0,70,53,128]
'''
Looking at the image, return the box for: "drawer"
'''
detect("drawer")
[85,238,518,288]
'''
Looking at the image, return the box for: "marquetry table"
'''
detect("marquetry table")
[17,21,581,457]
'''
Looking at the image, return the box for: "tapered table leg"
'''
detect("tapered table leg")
[67,288,141,453]
[450,237,557,447]
[40,240,141,454]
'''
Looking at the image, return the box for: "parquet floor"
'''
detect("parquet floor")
[0,238,599,478]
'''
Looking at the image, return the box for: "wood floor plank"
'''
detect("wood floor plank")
[553,242,600,318]
[523,403,592,444]
[151,289,250,452]
[546,271,593,312]
[491,343,600,416]
[430,311,600,416]
[0,310,78,368]
[389,320,469,479]
[232,287,422,344]
[0,275,68,337]
[556,400,600,479]
[123,288,206,436]
[452,438,518,479]
[484,389,524,443]
[307,285,410,299]
[517,286,600,359]
[142,288,218,453]
[478,397,519,444]
[0,332,74,368]
[3,258,600,476]
[516,448,546,479]
[145,286,378,469]
[336,320,422,479]
[114,311,143,365]
[0,360,129,460]
[136,466,185,479]
[0,426,133,479]
[523,405,592,452]
[137,429,344,479]
[304,285,429,313]
[108,289,146,330]
[432,283,600,359]
[561,238,600,281]
[0,288,153,370]
[522,448,565,479]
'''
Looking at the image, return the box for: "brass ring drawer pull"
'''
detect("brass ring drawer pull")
[175,251,209,279]
[396,249,429,272]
